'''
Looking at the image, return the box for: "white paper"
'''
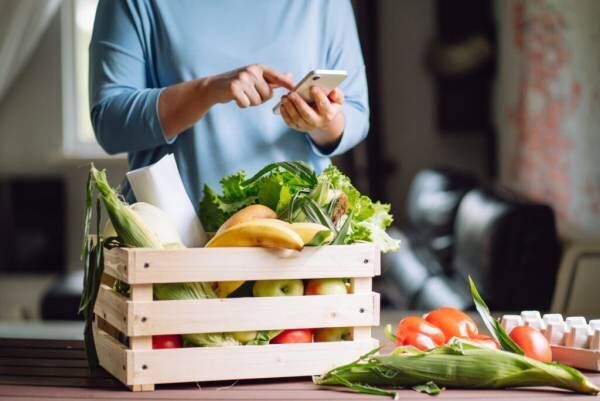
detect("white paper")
[126,154,207,247]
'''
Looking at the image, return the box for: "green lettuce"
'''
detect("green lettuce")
[198,161,400,252]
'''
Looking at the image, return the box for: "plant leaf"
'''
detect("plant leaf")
[300,198,336,232]
[413,381,443,395]
[469,276,523,355]
[332,211,352,245]
[305,230,333,246]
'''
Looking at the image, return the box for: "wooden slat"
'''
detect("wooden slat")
[93,325,128,385]
[0,357,88,368]
[0,347,86,359]
[128,284,154,392]
[351,278,374,341]
[128,339,379,385]
[107,244,379,284]
[0,366,91,378]
[128,293,377,336]
[0,338,84,350]
[103,247,132,283]
[93,284,128,334]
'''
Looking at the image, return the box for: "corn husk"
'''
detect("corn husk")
[314,339,600,397]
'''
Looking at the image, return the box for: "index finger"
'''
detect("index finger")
[262,66,295,90]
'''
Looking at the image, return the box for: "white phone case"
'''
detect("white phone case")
[273,69,347,114]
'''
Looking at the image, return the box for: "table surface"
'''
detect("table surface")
[1,312,599,401]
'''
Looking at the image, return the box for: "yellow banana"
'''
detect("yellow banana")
[207,217,304,297]
[290,222,333,244]
[206,218,304,249]
[216,204,277,234]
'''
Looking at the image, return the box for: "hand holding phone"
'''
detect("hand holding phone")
[273,69,347,114]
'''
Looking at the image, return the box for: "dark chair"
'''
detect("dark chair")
[380,169,561,311]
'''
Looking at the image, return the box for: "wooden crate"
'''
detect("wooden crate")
[93,244,381,391]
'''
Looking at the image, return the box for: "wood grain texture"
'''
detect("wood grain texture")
[103,247,132,283]
[128,339,379,385]
[105,244,378,284]
[128,293,378,336]
[93,325,128,385]
[127,284,154,392]
[93,284,128,334]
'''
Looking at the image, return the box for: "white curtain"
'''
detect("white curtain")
[0,0,62,103]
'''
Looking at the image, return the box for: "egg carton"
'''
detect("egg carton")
[501,311,600,371]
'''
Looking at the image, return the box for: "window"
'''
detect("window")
[61,0,120,158]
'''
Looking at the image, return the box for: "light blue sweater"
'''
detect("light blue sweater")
[90,0,369,203]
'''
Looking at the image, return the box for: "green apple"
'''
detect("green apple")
[252,279,304,297]
[232,331,257,344]
[314,327,353,342]
[305,278,348,295]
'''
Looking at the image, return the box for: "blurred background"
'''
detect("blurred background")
[0,0,599,324]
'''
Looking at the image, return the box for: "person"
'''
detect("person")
[89,0,369,203]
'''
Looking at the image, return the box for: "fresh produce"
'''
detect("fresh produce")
[424,307,478,342]
[206,218,304,249]
[314,339,600,397]
[231,331,258,344]
[464,334,500,350]
[199,161,400,252]
[392,316,445,350]
[314,327,352,342]
[216,204,277,234]
[252,279,304,297]
[509,326,552,362]
[290,222,333,244]
[305,278,348,296]
[315,279,600,397]
[81,165,281,353]
[271,329,313,344]
[152,335,182,349]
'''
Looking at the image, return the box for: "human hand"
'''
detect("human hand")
[206,64,294,108]
[280,86,345,147]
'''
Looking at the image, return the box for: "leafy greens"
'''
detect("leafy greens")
[199,161,400,252]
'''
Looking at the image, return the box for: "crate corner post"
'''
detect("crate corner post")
[128,282,155,392]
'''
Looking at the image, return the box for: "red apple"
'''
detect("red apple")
[313,327,352,342]
[305,278,348,295]
[271,329,313,344]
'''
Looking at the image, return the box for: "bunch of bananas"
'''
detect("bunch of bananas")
[206,204,331,297]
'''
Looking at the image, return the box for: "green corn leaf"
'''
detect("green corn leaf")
[305,230,333,246]
[300,197,336,232]
[332,211,352,245]
[413,381,443,395]
[468,276,523,355]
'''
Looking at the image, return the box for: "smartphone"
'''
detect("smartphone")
[272,69,347,114]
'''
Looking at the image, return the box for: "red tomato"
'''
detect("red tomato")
[509,326,552,362]
[396,316,445,346]
[463,334,500,350]
[424,307,478,342]
[271,329,313,344]
[397,331,440,350]
[152,334,182,349]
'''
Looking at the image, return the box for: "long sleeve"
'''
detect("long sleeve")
[89,0,170,155]
[309,0,370,157]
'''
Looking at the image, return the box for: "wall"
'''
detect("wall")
[495,0,600,241]
[0,12,127,319]
[378,0,490,223]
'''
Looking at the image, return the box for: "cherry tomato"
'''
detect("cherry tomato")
[271,329,313,344]
[397,331,440,350]
[509,326,552,362]
[396,316,445,346]
[462,334,500,350]
[152,334,182,349]
[424,307,478,342]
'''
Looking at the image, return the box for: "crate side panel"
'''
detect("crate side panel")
[129,293,377,336]
[128,245,377,284]
[129,339,379,385]
[93,284,128,334]
[104,247,132,283]
[93,325,128,385]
